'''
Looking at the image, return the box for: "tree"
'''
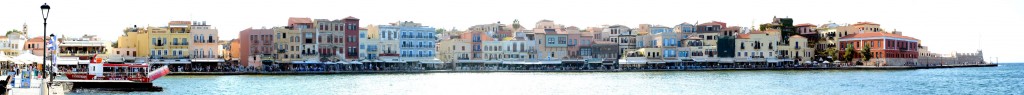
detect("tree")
[842,44,856,62]
[817,47,838,63]
[435,28,446,34]
[6,29,21,37]
[862,44,873,62]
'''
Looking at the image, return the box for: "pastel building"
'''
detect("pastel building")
[314,19,345,61]
[25,36,45,56]
[274,17,317,63]
[113,26,150,62]
[188,21,222,63]
[239,27,274,67]
[382,21,437,62]
[1,24,28,56]
[437,38,471,63]
[533,20,569,59]
[358,27,379,60]
[600,25,635,58]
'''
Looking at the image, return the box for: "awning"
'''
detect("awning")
[191,59,225,63]
[718,59,735,63]
[586,59,603,64]
[540,61,561,64]
[421,60,443,64]
[324,61,338,64]
[56,60,79,65]
[350,61,364,65]
[292,61,322,64]
[383,60,406,64]
[647,59,666,64]
[484,60,502,64]
[663,58,682,63]
[693,58,707,62]
[563,60,586,64]
[456,60,485,64]
[150,61,191,64]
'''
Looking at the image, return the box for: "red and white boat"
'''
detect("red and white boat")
[63,57,170,83]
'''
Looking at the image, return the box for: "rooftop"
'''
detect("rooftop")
[839,32,918,41]
[288,17,313,24]
[853,22,880,26]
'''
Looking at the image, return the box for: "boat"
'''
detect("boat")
[63,56,170,83]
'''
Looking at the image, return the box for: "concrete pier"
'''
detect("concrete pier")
[168,64,998,75]
[53,80,163,92]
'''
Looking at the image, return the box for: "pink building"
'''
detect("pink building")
[239,28,275,67]
[24,36,45,56]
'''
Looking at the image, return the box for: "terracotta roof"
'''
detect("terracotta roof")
[168,21,190,25]
[737,34,751,39]
[839,32,918,40]
[853,22,879,26]
[698,21,726,26]
[288,17,313,24]
[27,36,44,42]
[795,23,817,27]
[343,16,359,20]
[749,30,766,34]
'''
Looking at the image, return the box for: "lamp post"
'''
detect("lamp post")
[40,3,52,85]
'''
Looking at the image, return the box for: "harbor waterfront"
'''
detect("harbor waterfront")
[72,63,1023,95]
[164,63,998,75]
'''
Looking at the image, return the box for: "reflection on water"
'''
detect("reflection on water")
[72,64,1024,95]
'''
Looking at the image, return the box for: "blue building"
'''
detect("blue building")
[387,21,437,61]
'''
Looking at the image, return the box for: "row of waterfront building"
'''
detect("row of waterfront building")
[1,16,989,71]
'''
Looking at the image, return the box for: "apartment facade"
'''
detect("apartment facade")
[188,21,222,63]
[838,32,919,66]
[239,27,275,67]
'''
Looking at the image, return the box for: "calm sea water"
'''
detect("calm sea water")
[71,63,1024,95]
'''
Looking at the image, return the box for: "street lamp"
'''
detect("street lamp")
[40,3,52,85]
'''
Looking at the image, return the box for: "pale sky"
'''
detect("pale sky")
[2,0,1022,62]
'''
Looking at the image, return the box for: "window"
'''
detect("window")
[557,37,566,44]
[547,38,555,44]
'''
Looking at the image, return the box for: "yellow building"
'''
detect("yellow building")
[113,21,194,63]
[149,21,192,59]
[114,26,151,61]
[273,27,301,63]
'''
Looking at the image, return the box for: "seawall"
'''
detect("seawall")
[168,64,998,75]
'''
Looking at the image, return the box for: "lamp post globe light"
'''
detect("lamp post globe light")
[40,3,51,83]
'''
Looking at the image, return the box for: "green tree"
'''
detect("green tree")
[817,48,838,63]
[843,44,856,62]
[862,44,873,62]
[435,28,446,34]
[6,29,21,36]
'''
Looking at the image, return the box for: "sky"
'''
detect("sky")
[1,0,1022,62]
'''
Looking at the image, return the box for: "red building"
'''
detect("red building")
[838,32,919,66]
[342,16,360,59]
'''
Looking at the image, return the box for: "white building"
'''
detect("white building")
[188,21,223,63]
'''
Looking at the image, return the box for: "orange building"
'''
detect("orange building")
[838,32,919,66]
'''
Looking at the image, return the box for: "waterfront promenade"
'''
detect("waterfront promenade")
[168,63,998,75]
